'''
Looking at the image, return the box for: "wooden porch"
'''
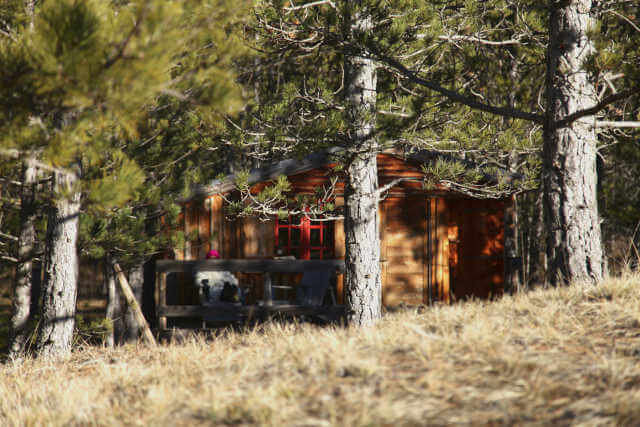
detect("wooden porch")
[155,259,346,330]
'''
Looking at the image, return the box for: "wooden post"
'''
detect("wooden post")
[113,262,157,347]
[263,273,273,306]
[436,199,450,303]
[155,271,167,330]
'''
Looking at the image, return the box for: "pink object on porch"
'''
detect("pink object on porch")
[206,249,220,259]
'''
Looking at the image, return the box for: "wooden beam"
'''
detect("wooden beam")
[263,273,273,306]
[155,259,346,274]
[158,304,345,318]
[436,199,450,303]
[113,262,157,347]
[155,270,167,330]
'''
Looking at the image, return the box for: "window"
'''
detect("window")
[275,215,334,259]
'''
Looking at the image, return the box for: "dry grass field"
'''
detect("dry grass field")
[1,273,639,426]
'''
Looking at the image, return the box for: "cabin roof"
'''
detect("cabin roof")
[188,147,521,201]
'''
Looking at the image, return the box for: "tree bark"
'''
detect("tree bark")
[35,171,80,360]
[8,159,37,360]
[122,263,144,343]
[526,190,547,287]
[343,6,381,327]
[113,262,156,347]
[543,0,604,285]
[104,257,124,347]
[503,194,522,294]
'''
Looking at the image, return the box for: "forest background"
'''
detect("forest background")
[0,0,639,360]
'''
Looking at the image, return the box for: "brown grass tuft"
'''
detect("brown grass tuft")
[1,273,640,426]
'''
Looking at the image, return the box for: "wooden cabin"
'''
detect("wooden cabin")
[172,150,511,308]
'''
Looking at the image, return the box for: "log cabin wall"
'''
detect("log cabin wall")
[178,153,507,305]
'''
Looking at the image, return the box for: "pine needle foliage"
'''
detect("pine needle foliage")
[1,0,249,272]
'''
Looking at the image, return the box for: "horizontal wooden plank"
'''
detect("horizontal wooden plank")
[156,259,345,273]
[159,304,345,317]
[387,262,424,274]
[384,275,423,292]
[383,292,424,306]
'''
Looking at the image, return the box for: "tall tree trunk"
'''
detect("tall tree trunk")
[8,159,37,360]
[122,263,144,343]
[104,256,123,347]
[543,0,603,285]
[343,7,381,327]
[36,171,80,359]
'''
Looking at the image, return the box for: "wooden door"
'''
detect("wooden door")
[382,196,427,306]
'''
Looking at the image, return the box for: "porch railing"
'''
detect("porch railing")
[155,259,346,329]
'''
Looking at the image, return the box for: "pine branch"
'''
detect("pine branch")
[596,121,640,128]
[437,35,523,46]
[0,177,23,186]
[0,149,76,178]
[376,177,421,197]
[103,5,146,70]
[609,10,640,33]
[373,52,545,124]
[554,88,640,129]
[284,0,336,12]
[0,232,18,241]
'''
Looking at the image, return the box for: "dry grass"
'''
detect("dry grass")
[1,274,640,426]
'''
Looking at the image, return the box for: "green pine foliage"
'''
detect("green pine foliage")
[224,0,540,219]
[1,0,248,267]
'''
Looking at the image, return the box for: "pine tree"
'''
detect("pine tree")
[1,0,245,358]
[229,0,537,326]
[368,0,639,285]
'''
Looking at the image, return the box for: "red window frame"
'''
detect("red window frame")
[275,215,334,260]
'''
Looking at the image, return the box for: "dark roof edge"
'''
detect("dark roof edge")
[188,147,342,200]
[186,147,521,201]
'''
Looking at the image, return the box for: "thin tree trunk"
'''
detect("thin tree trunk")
[122,263,144,343]
[527,190,546,287]
[104,257,123,347]
[36,170,80,360]
[113,262,156,347]
[343,6,381,327]
[8,159,37,360]
[543,0,603,285]
[503,194,522,294]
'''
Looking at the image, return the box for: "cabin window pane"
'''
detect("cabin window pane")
[310,228,321,246]
[275,217,334,260]
[278,228,288,247]
[291,227,301,246]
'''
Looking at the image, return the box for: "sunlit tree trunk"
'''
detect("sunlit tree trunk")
[9,159,37,360]
[36,171,80,359]
[343,6,381,327]
[122,263,144,343]
[104,256,123,347]
[543,0,603,285]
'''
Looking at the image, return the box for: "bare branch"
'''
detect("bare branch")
[0,177,23,186]
[0,149,75,178]
[373,52,545,124]
[609,9,640,33]
[555,88,640,129]
[0,232,18,241]
[285,0,336,12]
[437,35,522,46]
[376,177,421,197]
[596,121,640,128]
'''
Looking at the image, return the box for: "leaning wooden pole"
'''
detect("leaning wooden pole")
[113,262,157,347]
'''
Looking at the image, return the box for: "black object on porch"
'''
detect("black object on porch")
[155,259,346,330]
